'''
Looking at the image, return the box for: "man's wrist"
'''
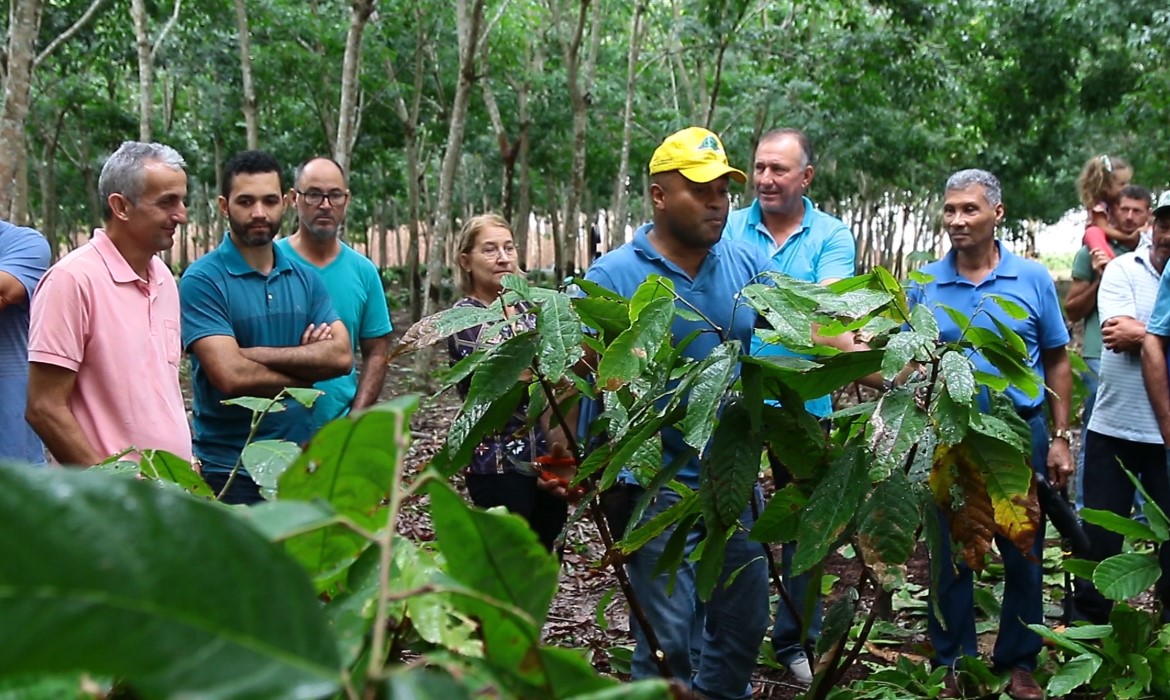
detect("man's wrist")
[1050,428,1072,443]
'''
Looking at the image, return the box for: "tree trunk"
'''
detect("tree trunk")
[334,0,376,172]
[421,0,485,317]
[131,0,154,141]
[233,0,259,149]
[609,0,646,251]
[384,8,428,321]
[414,0,486,385]
[552,0,601,280]
[0,0,45,219]
[130,0,182,142]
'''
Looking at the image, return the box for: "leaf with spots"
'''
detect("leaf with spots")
[867,388,929,479]
[279,396,418,591]
[596,297,674,391]
[857,470,919,585]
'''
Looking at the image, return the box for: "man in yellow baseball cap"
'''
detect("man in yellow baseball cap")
[573,127,773,698]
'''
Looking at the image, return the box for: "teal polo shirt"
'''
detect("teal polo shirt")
[276,239,392,426]
[907,241,1069,412]
[180,234,339,474]
[724,196,856,416]
[585,224,774,486]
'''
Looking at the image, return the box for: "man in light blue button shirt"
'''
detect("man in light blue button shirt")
[724,128,859,684]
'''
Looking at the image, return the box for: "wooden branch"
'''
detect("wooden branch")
[34,0,110,68]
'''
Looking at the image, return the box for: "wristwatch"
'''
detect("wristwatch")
[1050,428,1073,443]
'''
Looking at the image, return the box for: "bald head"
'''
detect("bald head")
[292,156,350,243]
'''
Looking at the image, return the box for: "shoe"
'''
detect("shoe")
[938,670,960,698]
[785,656,813,685]
[1007,668,1044,700]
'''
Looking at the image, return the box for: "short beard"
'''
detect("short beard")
[229,218,281,248]
[303,218,338,244]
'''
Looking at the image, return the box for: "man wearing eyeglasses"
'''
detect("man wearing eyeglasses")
[276,157,392,427]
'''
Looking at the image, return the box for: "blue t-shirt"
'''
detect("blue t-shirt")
[724,197,856,417]
[585,224,774,486]
[180,234,339,473]
[1142,258,1170,338]
[907,242,1069,412]
[0,221,50,463]
[276,239,392,426]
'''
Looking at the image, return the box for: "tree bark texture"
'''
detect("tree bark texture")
[233,0,259,149]
[0,0,45,220]
[609,0,646,251]
[334,0,376,172]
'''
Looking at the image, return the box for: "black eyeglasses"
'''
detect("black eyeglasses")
[296,189,349,207]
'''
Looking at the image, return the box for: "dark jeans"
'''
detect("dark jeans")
[1073,431,1170,624]
[929,410,1048,671]
[769,451,823,665]
[202,470,264,506]
[465,471,568,552]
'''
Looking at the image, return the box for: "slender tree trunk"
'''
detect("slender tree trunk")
[414,0,487,385]
[131,0,154,140]
[0,0,45,219]
[130,0,182,142]
[609,0,646,251]
[384,9,428,321]
[334,0,376,172]
[233,0,259,149]
[421,0,486,316]
[552,0,601,280]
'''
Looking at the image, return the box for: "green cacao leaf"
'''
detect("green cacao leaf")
[279,396,418,591]
[793,446,868,573]
[0,464,342,698]
[1093,553,1161,601]
[700,401,762,532]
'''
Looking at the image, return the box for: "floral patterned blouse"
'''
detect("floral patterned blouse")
[446,297,547,475]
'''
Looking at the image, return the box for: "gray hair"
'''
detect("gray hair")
[98,141,186,220]
[945,169,1002,207]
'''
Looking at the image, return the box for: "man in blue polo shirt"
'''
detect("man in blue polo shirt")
[180,150,353,504]
[585,127,772,700]
[0,218,50,464]
[908,169,1072,700]
[724,128,861,683]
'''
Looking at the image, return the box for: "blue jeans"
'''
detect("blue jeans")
[768,449,824,665]
[929,410,1048,671]
[1074,359,1100,511]
[627,485,770,699]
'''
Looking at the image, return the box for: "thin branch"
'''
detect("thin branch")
[34,0,110,68]
[149,0,183,62]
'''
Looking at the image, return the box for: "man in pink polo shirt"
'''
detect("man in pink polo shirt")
[26,141,192,465]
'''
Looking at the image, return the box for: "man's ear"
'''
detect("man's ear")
[217,195,229,218]
[107,194,131,221]
[994,202,1005,225]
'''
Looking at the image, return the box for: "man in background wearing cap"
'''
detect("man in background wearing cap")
[581,127,772,699]
[1120,192,1170,626]
[724,128,861,683]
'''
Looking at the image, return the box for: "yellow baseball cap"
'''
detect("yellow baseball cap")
[648,127,746,184]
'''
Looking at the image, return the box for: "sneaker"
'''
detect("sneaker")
[786,656,813,685]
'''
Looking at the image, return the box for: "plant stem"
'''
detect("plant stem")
[537,373,675,679]
[217,393,284,501]
[366,408,412,683]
